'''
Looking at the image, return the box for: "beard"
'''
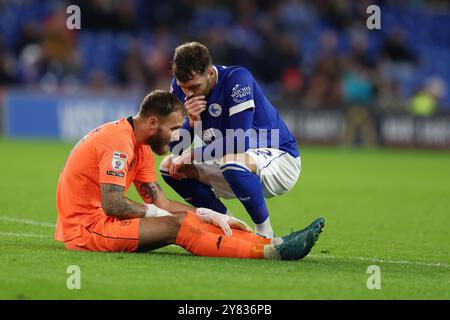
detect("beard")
[148,133,170,155]
[204,76,213,98]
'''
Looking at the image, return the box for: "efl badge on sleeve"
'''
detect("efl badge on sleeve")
[112,151,128,170]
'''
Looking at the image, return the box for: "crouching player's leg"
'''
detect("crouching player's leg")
[159,156,228,214]
[160,153,275,238]
[219,153,274,237]
[218,149,302,238]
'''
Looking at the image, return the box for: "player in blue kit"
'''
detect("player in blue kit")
[160,42,324,238]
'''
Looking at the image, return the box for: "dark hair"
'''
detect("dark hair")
[171,42,212,82]
[139,90,184,118]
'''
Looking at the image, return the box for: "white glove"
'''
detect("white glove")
[228,216,253,233]
[196,208,232,236]
[144,204,172,217]
[195,208,253,236]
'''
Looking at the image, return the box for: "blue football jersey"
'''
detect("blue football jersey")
[170,65,299,158]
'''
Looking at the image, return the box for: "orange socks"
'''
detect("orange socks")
[175,212,265,259]
[201,221,271,245]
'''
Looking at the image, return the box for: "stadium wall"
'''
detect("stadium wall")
[2,89,450,149]
[0,89,4,136]
[2,89,140,141]
[279,109,450,149]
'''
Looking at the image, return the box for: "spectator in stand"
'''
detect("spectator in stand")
[341,60,377,145]
[0,37,16,85]
[377,81,408,112]
[410,76,447,116]
[302,30,342,109]
[381,28,418,65]
[0,0,449,111]
[118,39,149,90]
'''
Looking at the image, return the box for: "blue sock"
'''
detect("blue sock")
[160,170,227,214]
[220,163,269,224]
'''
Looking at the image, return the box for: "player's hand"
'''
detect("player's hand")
[196,208,233,236]
[195,208,254,236]
[185,95,206,127]
[168,155,187,180]
[228,216,253,233]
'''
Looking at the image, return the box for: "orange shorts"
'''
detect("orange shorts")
[64,215,140,252]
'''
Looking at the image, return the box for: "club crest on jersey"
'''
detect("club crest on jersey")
[231,84,251,103]
[112,151,127,170]
[208,103,222,117]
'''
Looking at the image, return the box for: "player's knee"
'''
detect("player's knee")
[220,154,233,166]
[173,212,187,230]
[220,153,242,166]
[219,153,256,173]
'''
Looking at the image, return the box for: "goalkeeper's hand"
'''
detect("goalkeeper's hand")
[228,216,253,233]
[195,208,253,236]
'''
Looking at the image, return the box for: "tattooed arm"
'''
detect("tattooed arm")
[100,183,146,219]
[134,181,195,214]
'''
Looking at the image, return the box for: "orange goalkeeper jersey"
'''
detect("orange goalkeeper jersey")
[55,117,157,242]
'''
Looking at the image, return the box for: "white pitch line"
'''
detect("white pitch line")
[1,229,448,269]
[309,254,450,268]
[1,215,449,269]
[0,231,52,239]
[0,215,55,228]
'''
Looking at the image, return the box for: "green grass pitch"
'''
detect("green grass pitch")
[0,138,449,299]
